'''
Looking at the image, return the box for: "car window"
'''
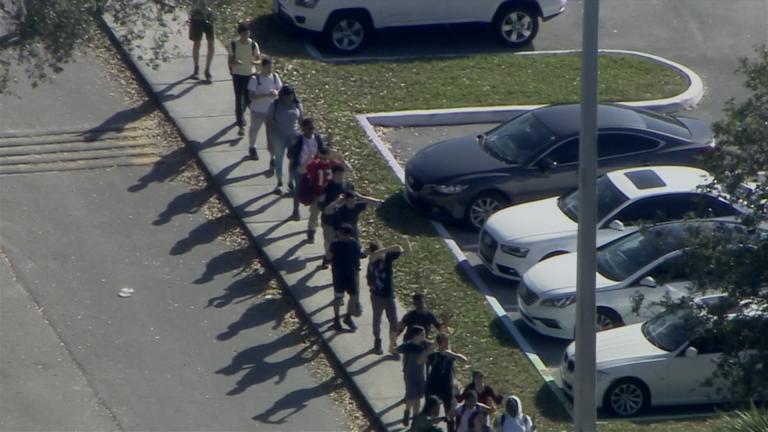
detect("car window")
[544,138,579,165]
[559,175,630,222]
[596,224,689,281]
[637,110,692,138]
[484,112,559,165]
[697,195,741,217]
[597,133,661,158]
[611,194,733,226]
[645,254,689,282]
[690,332,727,355]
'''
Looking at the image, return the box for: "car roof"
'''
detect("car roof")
[532,104,647,138]
[606,166,711,199]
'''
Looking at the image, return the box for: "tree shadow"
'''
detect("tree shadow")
[249,14,312,61]
[375,193,440,237]
[170,214,230,256]
[154,188,213,226]
[216,296,288,341]
[251,379,336,425]
[193,246,253,284]
[205,270,271,309]
[127,146,192,192]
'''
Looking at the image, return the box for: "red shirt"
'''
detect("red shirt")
[306,159,335,195]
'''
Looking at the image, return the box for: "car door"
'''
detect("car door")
[381,0,451,26]
[602,193,728,229]
[523,137,581,201]
[449,0,496,22]
[665,337,724,404]
[596,132,663,168]
[630,254,692,320]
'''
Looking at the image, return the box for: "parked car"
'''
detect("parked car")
[560,294,765,417]
[273,0,568,53]
[517,219,747,339]
[404,104,715,230]
[479,166,743,280]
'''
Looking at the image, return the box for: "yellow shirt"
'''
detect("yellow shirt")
[229,38,260,76]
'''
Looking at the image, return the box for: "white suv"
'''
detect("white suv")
[273,0,567,53]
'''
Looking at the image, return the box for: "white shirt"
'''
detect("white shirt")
[247,72,282,113]
[298,134,319,170]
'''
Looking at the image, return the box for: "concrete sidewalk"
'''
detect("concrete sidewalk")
[102,15,408,432]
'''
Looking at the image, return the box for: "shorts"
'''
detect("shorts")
[332,271,359,298]
[189,21,214,41]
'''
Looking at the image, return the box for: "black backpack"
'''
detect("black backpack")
[254,72,279,86]
[288,134,323,169]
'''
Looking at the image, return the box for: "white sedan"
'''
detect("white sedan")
[517,220,744,339]
[479,166,741,280]
[560,295,753,417]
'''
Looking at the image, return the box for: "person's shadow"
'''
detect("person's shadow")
[205,270,271,309]
[193,247,253,284]
[251,378,339,425]
[154,188,213,226]
[127,147,191,193]
[215,296,287,341]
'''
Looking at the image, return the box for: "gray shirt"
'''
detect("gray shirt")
[267,99,302,141]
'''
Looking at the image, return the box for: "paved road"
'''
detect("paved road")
[0,50,346,431]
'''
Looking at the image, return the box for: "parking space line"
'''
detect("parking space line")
[356,113,575,418]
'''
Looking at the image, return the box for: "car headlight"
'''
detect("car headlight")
[540,295,576,308]
[432,184,468,194]
[500,244,529,257]
[294,0,318,7]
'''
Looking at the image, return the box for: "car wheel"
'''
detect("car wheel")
[467,192,508,230]
[324,13,370,54]
[604,378,650,417]
[596,307,624,332]
[494,6,539,48]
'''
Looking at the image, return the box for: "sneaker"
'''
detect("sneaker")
[204,71,212,82]
[342,315,357,331]
[191,66,199,80]
[354,303,363,317]
[248,147,258,160]
[273,185,283,195]
[291,210,300,221]
[373,338,383,355]
[388,339,397,354]
[402,411,410,427]
[237,127,245,136]
[316,263,329,270]
[332,319,342,331]
[307,230,315,243]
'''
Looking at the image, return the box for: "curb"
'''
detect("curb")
[98,16,388,432]
[364,49,704,127]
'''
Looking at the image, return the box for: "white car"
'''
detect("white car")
[560,295,760,417]
[517,220,746,339]
[480,166,741,280]
[273,0,567,53]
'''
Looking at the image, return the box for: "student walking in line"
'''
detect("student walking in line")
[468,411,492,432]
[426,333,468,432]
[324,190,382,238]
[266,85,303,194]
[458,370,503,411]
[246,57,281,160]
[366,238,410,355]
[412,395,448,432]
[397,293,443,342]
[304,146,335,239]
[316,164,353,270]
[328,223,362,331]
[228,21,260,136]
[395,325,430,428]
[494,396,535,432]
[288,117,323,220]
[188,0,215,82]
[454,390,491,432]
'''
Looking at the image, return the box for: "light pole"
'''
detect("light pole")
[574,0,600,430]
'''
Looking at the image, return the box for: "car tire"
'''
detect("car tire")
[604,378,650,417]
[596,307,624,332]
[466,192,509,230]
[323,12,370,54]
[494,6,539,48]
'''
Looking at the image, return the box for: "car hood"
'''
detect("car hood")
[485,196,576,241]
[523,253,616,295]
[406,135,509,183]
[565,323,669,369]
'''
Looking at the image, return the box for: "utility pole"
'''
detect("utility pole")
[574,0,600,430]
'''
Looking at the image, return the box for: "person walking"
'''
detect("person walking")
[366,238,410,355]
[454,390,491,432]
[395,325,430,428]
[397,293,443,342]
[468,411,492,432]
[228,21,260,136]
[494,396,535,432]
[324,190,382,238]
[188,0,215,82]
[246,57,281,160]
[458,370,503,411]
[426,333,468,432]
[304,146,335,240]
[317,164,353,269]
[287,117,323,219]
[411,395,447,432]
[265,85,303,194]
[328,223,362,331]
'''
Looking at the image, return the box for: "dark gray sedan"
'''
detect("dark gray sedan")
[404,103,715,229]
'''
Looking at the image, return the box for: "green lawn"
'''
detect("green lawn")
[213,3,731,431]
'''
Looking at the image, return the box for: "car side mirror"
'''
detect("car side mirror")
[638,276,657,288]
[608,220,625,231]
[536,158,556,172]
[684,346,698,358]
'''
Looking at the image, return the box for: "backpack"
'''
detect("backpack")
[255,72,279,86]
[288,134,323,168]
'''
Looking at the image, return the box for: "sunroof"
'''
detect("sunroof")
[624,170,667,190]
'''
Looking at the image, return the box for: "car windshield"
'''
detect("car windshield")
[596,224,687,281]
[641,308,688,351]
[558,175,630,222]
[484,112,559,165]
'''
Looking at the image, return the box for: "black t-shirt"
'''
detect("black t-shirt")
[330,238,361,276]
[402,309,442,341]
[320,180,354,225]
[334,202,367,234]
[426,351,456,396]
[367,250,401,298]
